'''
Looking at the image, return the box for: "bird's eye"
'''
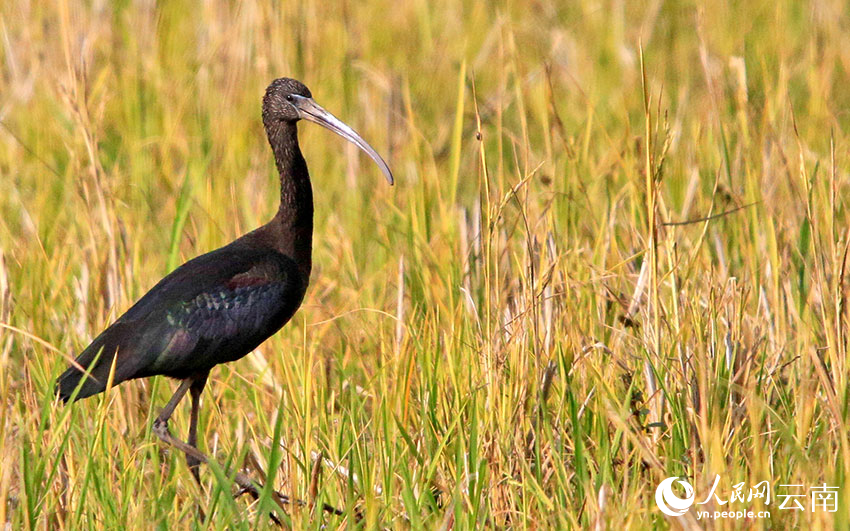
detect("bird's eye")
[285,95,293,102]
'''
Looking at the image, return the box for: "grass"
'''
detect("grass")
[1,0,850,528]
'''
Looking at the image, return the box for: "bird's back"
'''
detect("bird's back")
[57,240,306,401]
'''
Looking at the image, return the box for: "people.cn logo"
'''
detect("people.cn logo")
[655,477,696,516]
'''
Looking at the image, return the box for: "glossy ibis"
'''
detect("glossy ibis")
[57,78,393,495]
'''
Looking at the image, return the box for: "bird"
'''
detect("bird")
[56,77,394,488]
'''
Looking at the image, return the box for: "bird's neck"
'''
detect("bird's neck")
[266,121,313,281]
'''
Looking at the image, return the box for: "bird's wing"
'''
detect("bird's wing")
[120,245,290,322]
[148,264,299,374]
[57,244,302,401]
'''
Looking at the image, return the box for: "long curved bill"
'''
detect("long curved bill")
[292,95,394,185]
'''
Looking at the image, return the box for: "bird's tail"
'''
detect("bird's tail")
[56,334,119,402]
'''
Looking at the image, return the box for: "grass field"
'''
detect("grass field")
[2,0,850,528]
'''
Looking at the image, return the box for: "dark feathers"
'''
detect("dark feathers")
[56,240,305,402]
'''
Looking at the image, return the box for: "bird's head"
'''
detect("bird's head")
[262,77,394,185]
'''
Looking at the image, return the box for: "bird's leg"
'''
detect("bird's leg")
[153,378,193,429]
[150,378,287,521]
[186,372,209,485]
[151,377,343,523]
[152,376,210,469]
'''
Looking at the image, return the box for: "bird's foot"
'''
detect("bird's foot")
[152,420,343,523]
[232,487,283,526]
[232,486,345,518]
